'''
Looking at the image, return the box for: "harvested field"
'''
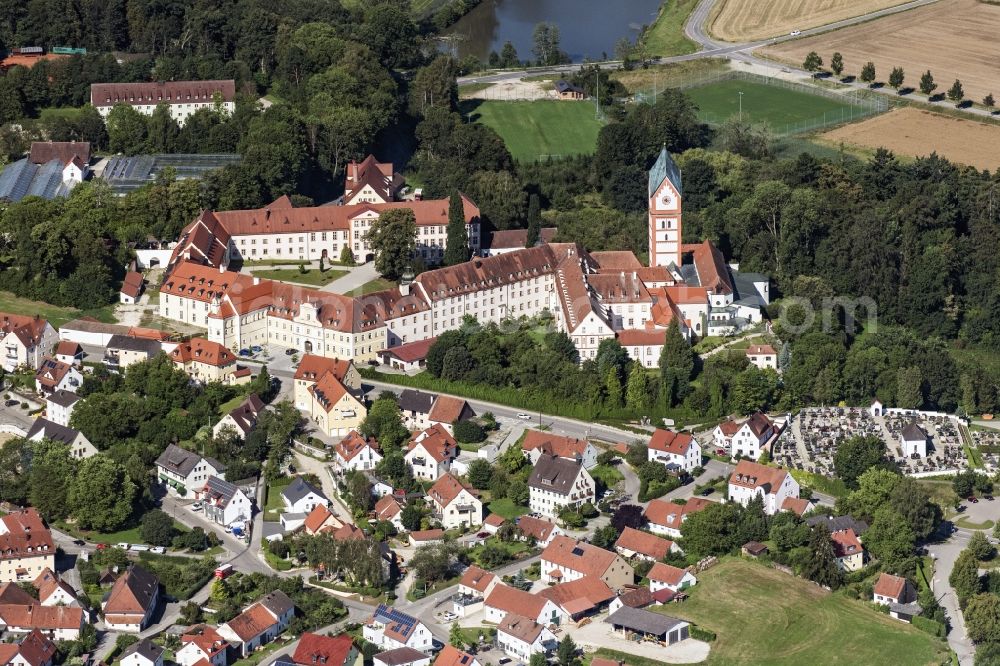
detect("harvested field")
[760,0,1000,103]
[820,107,1000,171]
[709,0,910,41]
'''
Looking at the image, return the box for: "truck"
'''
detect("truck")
[214,564,234,579]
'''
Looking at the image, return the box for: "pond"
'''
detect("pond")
[444,0,663,63]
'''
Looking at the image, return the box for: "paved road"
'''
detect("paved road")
[322,263,378,294]
[928,527,977,666]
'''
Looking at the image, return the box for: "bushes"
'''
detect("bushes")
[690,626,716,642]
[136,553,216,600]
[911,615,946,638]
[453,420,486,444]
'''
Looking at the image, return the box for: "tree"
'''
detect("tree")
[860,61,876,86]
[611,505,648,533]
[401,503,422,531]
[70,455,137,531]
[360,396,409,450]
[919,70,937,96]
[107,104,148,154]
[532,23,563,66]
[864,508,915,573]
[965,593,1000,644]
[147,103,179,152]
[888,67,905,92]
[969,531,996,562]
[180,601,203,625]
[409,56,458,117]
[467,459,493,490]
[896,366,923,409]
[802,525,843,589]
[954,470,980,499]
[730,366,777,415]
[984,94,996,113]
[830,52,844,77]
[802,52,823,73]
[948,79,965,104]
[499,41,519,68]
[530,654,548,666]
[444,192,470,266]
[365,208,416,280]
[605,367,623,407]
[28,441,74,521]
[525,194,541,248]
[508,479,529,505]
[591,524,620,549]
[140,509,177,547]
[658,319,694,407]
[625,362,650,410]
[680,502,745,556]
[950,549,982,608]
[556,635,578,666]
[340,245,355,266]
[833,435,889,488]
[449,622,464,648]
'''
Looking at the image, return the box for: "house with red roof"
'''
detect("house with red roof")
[170,338,250,386]
[177,624,230,666]
[0,510,56,584]
[293,632,358,666]
[521,430,597,470]
[873,573,921,622]
[333,431,382,472]
[425,473,482,530]
[0,314,58,372]
[120,271,145,304]
[539,535,633,589]
[91,80,236,124]
[377,337,436,372]
[0,628,56,666]
[614,527,677,561]
[646,428,701,473]
[373,647,429,666]
[53,341,82,367]
[830,528,865,571]
[32,569,78,608]
[343,155,402,206]
[304,504,344,536]
[218,590,295,657]
[33,357,82,397]
[496,613,558,661]
[0,604,85,641]
[427,396,475,435]
[513,515,562,547]
[537,576,615,621]
[374,496,405,532]
[483,584,562,626]
[643,497,715,539]
[363,605,433,653]
[647,563,697,594]
[746,344,778,371]
[432,645,481,666]
[405,425,458,481]
[303,372,366,437]
[102,564,159,632]
[453,566,499,617]
[728,460,799,515]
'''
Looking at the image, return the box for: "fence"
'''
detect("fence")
[636,69,889,137]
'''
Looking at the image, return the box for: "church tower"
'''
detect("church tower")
[648,147,683,268]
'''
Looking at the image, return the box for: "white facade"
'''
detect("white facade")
[430,488,482,531]
[647,439,702,473]
[363,615,433,653]
[156,452,226,497]
[336,444,383,472]
[497,623,557,661]
[405,441,451,481]
[1,322,58,372]
[728,469,800,516]
[649,568,697,594]
[731,424,770,460]
[528,467,595,519]
[45,396,78,428]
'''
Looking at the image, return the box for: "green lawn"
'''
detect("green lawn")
[686,79,856,130]
[345,278,397,296]
[641,0,699,57]
[55,519,189,545]
[487,498,529,520]
[659,558,949,665]
[253,268,347,287]
[0,290,116,329]
[590,463,624,489]
[264,476,293,522]
[788,469,849,499]
[461,100,605,163]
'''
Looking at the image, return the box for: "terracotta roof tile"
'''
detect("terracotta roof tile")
[427,473,472,509]
[170,338,236,368]
[729,460,789,494]
[91,80,236,107]
[614,527,673,560]
[648,429,694,455]
[484,586,547,619]
[540,535,619,578]
[647,563,688,586]
[293,632,354,666]
[873,573,907,600]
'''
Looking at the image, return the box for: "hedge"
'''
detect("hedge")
[690,626,717,641]
[911,616,946,638]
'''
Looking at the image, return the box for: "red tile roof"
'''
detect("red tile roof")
[682,240,732,295]
[743,412,774,438]
[380,337,437,364]
[514,515,557,542]
[0,604,83,630]
[0,314,50,348]
[410,529,444,542]
[614,527,673,560]
[15,629,55,666]
[54,341,81,358]
[344,155,395,201]
[540,535,620,578]
[643,498,714,531]
[648,429,694,455]
[484,585,548,620]
[873,573,907,601]
[746,344,776,356]
[522,430,589,460]
[662,284,710,305]
[225,603,277,642]
[427,473,473,509]
[484,514,505,528]
[408,425,457,463]
[590,251,643,271]
[294,355,354,383]
[428,396,469,425]
[181,625,229,659]
[497,613,546,644]
[0,584,35,606]
[458,566,496,594]
[160,262,249,305]
[586,273,650,304]
[0,510,54,563]
[831,528,863,559]
[616,329,666,346]
[35,357,74,392]
[717,420,741,436]
[538,576,614,613]
[293,632,354,666]
[335,431,379,463]
[304,505,338,534]
[91,80,236,107]
[415,244,557,303]
[433,645,479,666]
[121,271,144,298]
[781,497,811,517]
[374,496,402,521]
[170,338,236,367]
[729,460,789,494]
[103,564,158,616]
[309,372,350,413]
[29,141,90,166]
[486,228,556,250]
[647,563,689,587]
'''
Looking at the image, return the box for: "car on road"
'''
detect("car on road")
[72,539,85,546]
[4,399,17,407]
[987,495,995,501]
[251,345,263,353]
[498,659,512,665]
[790,30,801,36]
[116,542,130,550]
[95,543,107,551]
[715,448,727,456]
[238,349,251,357]
[191,502,203,511]
[969,496,979,503]
[700,488,714,497]
[516,413,531,420]
[150,546,167,554]
[285,348,297,356]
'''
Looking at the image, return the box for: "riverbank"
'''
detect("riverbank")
[641,0,700,57]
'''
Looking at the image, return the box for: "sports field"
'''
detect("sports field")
[821,107,1000,171]
[686,79,857,130]
[709,0,910,42]
[462,100,604,163]
[660,558,949,665]
[761,0,1000,103]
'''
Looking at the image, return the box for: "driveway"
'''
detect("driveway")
[928,528,975,665]
[321,263,378,294]
[572,615,710,663]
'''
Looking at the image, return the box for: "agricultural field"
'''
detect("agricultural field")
[708,0,911,42]
[820,107,1000,171]
[660,558,949,665]
[760,0,1000,103]
[461,100,605,162]
[685,78,857,131]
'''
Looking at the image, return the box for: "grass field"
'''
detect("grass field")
[461,100,604,162]
[660,558,949,665]
[345,278,397,297]
[709,0,910,41]
[487,498,529,520]
[0,291,116,329]
[641,0,699,57]
[820,107,1000,171]
[760,0,1000,104]
[686,79,856,129]
[252,267,347,287]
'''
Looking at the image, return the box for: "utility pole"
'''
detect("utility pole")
[596,69,600,120]
[738,91,744,120]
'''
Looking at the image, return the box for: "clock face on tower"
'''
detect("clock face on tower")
[655,187,678,211]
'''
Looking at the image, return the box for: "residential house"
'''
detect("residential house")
[119,639,164,666]
[432,645,481,666]
[53,341,82,367]
[177,625,230,666]
[831,528,865,571]
[103,334,162,373]
[218,590,295,657]
[643,498,715,539]
[483,585,562,626]
[25,419,96,460]
[727,460,799,516]
[397,390,435,432]
[646,429,701,473]
[198,476,252,527]
[408,529,444,547]
[453,566,498,618]
[805,514,869,536]
[712,420,740,452]
[607,587,655,614]
[33,569,78,607]
[781,497,813,517]
[334,431,383,472]
[282,478,329,514]
[90,80,237,124]
[721,412,776,461]
[527,454,595,519]
[0,629,56,666]
[374,496,405,533]
[293,633,358,666]
[873,573,922,622]
[647,563,696,594]
[214,393,265,439]
[537,576,615,621]
[373,648,429,666]
[746,344,778,371]
[496,614,558,661]
[120,271,145,304]
[521,430,598,470]
[304,505,344,536]
[377,338,436,372]
[363,605,433,653]
[155,443,227,496]
[539,535,634,589]
[426,473,482,530]
[405,425,458,481]
[102,564,159,632]
[33,358,81,397]
[901,422,928,458]
[514,515,562,547]
[170,338,250,385]
[0,605,84,641]
[614,527,676,561]
[0,510,56,583]
[44,390,80,428]
[482,514,505,534]
[0,314,58,372]
[293,356,362,408]
[302,371,366,437]
[343,155,402,206]
[426,396,474,435]
[554,80,585,100]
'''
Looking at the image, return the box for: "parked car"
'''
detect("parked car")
[95,543,107,551]
[285,348,297,356]
[790,29,801,36]
[251,345,263,353]
[150,546,167,554]
[129,544,150,552]
[72,539,85,546]
[516,413,531,420]
[986,495,995,501]
[116,543,130,550]
[238,349,251,357]
[4,399,17,407]
[969,496,979,503]
[191,502,203,511]
[700,488,714,497]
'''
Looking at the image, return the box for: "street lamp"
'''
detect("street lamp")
[738,91,744,121]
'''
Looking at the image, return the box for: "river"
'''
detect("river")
[443,0,663,63]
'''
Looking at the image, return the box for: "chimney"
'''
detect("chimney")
[253,277,260,286]
[219,265,225,274]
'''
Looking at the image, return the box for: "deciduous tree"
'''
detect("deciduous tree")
[830,52,844,77]
[860,61,876,86]
[919,70,937,96]
[365,208,415,280]
[70,455,136,531]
